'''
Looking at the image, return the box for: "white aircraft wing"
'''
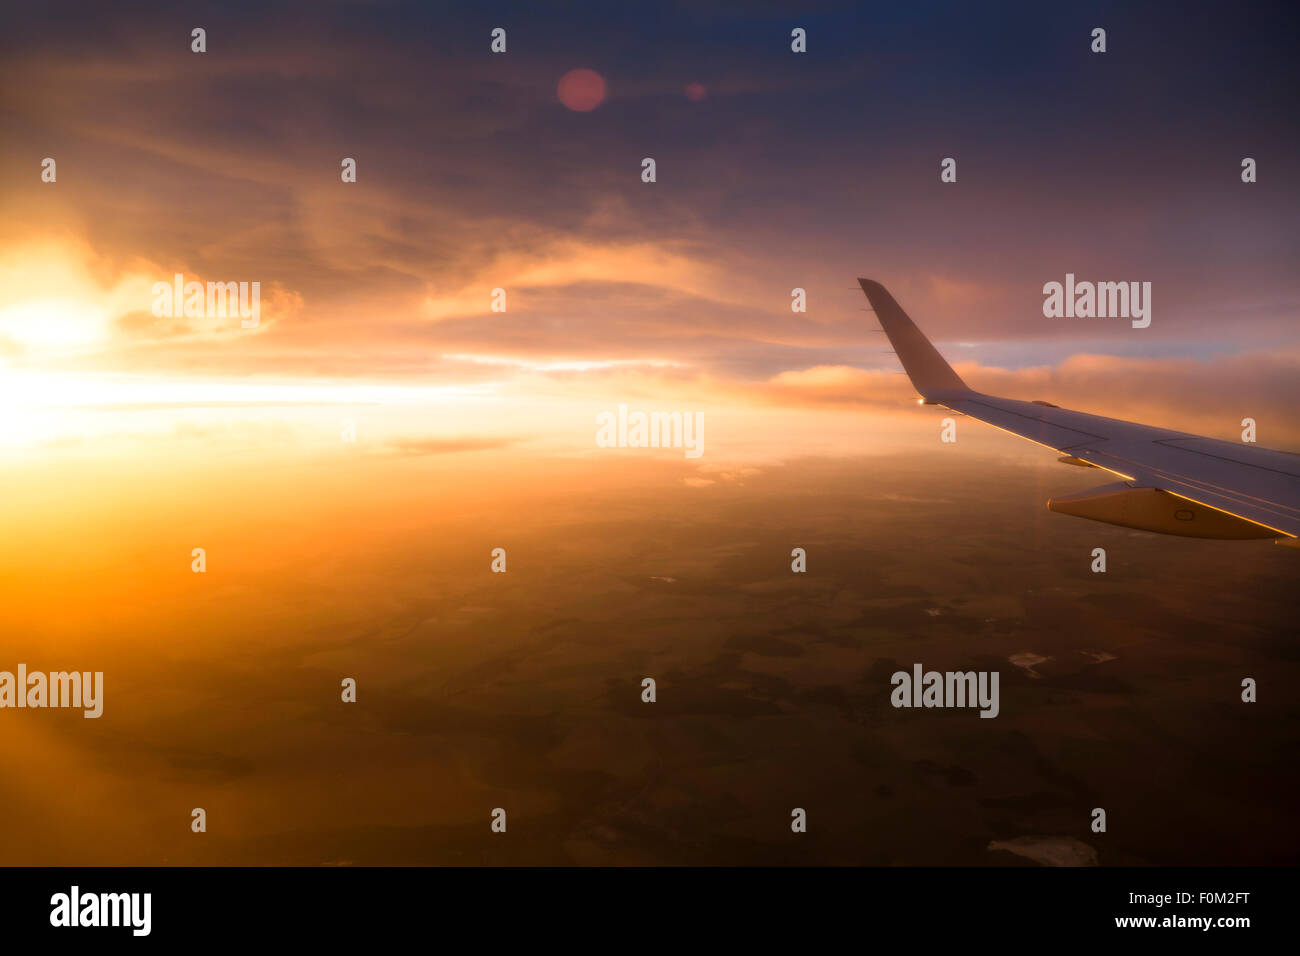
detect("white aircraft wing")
[858,278,1300,541]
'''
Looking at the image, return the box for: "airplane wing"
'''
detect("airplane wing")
[858,278,1300,541]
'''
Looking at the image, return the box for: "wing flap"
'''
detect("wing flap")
[1076,444,1300,537]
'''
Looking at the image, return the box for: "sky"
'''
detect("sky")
[0,0,1298,461]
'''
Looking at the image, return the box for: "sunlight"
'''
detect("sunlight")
[0,299,109,351]
[0,370,502,452]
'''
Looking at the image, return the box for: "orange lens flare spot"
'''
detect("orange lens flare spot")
[557,69,606,112]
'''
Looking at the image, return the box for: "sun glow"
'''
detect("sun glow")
[0,299,110,351]
[0,239,161,355]
[0,370,503,453]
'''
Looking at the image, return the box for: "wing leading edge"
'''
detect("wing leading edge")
[858,278,1300,541]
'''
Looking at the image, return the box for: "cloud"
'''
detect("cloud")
[381,436,525,458]
[748,351,1300,445]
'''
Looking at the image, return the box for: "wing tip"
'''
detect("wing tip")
[856,277,970,399]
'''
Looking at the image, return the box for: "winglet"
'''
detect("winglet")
[858,279,970,401]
